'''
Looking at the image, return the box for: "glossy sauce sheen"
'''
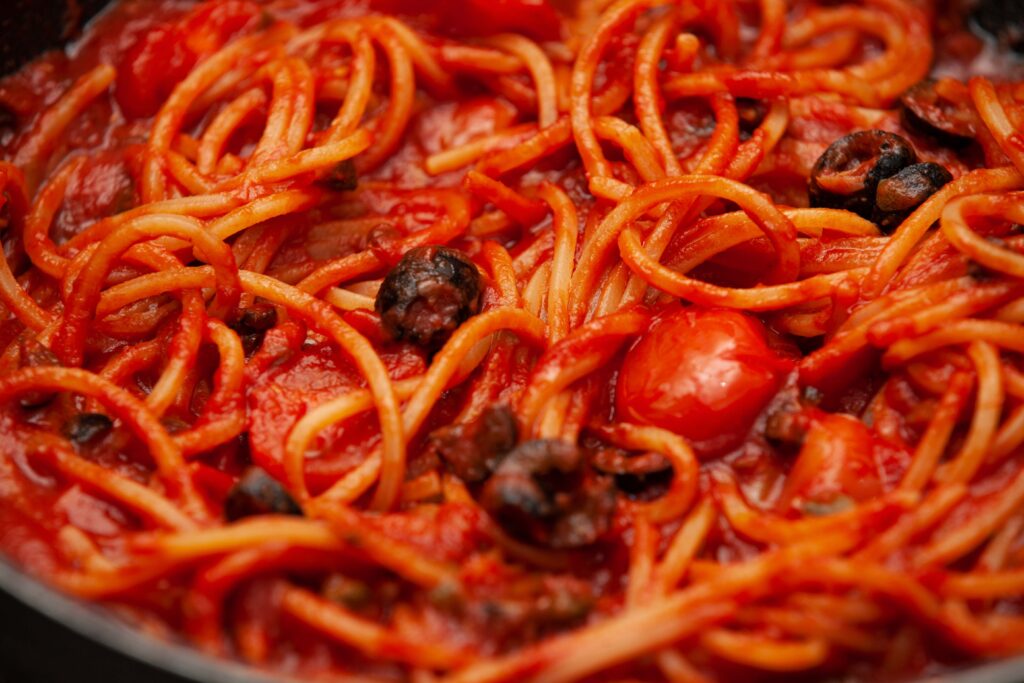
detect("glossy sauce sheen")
[0,0,1023,682]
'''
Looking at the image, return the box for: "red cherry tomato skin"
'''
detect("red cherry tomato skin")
[616,307,793,455]
[115,25,191,119]
[179,0,261,54]
[778,413,884,510]
[115,0,260,119]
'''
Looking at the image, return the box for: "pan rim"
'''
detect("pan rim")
[2,555,1024,683]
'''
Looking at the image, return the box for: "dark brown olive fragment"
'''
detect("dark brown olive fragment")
[429,404,518,483]
[318,159,358,192]
[590,448,672,501]
[613,469,673,501]
[808,130,916,220]
[240,333,265,357]
[63,413,113,445]
[225,466,303,521]
[376,245,482,351]
[873,162,954,232]
[967,260,1000,282]
[479,439,615,549]
[972,0,1024,53]
[234,301,278,356]
[736,98,767,141]
[900,79,978,145]
[240,302,278,331]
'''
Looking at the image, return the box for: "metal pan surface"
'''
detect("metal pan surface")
[0,3,1023,683]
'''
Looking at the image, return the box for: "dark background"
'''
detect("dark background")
[0,0,111,74]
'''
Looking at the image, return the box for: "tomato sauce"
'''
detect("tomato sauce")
[1,0,1024,681]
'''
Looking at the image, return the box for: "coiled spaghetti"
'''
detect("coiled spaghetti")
[1,0,1024,681]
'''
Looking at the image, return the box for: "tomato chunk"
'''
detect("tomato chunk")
[115,25,189,120]
[778,413,908,512]
[616,307,793,455]
[115,0,260,119]
[365,503,485,563]
[246,338,425,491]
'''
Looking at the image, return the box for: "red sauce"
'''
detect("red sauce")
[0,0,1023,681]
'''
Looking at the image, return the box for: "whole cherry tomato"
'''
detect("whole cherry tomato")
[616,307,793,455]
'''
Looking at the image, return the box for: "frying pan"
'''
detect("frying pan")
[0,2,1023,682]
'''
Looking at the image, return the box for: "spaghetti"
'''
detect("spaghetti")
[1,0,1024,680]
